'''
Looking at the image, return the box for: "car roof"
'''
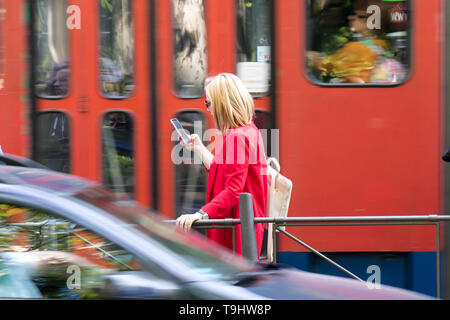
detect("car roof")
[0,153,49,169]
[0,165,95,195]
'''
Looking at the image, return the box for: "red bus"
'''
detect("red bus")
[0,0,448,297]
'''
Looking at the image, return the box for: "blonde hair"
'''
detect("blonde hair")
[205,73,254,133]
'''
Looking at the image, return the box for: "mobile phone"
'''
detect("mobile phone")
[170,118,190,144]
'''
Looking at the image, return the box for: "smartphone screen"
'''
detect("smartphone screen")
[170,118,190,144]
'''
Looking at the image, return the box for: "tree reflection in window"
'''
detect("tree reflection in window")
[35,112,70,173]
[236,0,272,96]
[174,112,207,219]
[34,0,70,98]
[0,204,140,299]
[102,111,135,198]
[253,110,272,158]
[99,0,134,98]
[172,0,208,98]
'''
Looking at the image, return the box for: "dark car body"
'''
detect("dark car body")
[0,165,433,300]
[0,153,49,169]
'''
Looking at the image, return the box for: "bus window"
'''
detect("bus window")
[236,0,272,96]
[35,112,70,173]
[306,0,410,86]
[34,0,70,98]
[173,111,207,218]
[99,0,134,98]
[102,111,135,198]
[254,110,273,158]
[172,0,208,98]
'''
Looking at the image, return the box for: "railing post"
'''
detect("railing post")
[239,193,258,261]
[272,221,277,263]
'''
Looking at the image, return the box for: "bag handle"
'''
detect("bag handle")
[267,157,280,173]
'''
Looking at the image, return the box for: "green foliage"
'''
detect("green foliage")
[237,0,272,62]
[321,26,352,56]
[101,0,113,12]
[99,0,134,97]
[0,205,20,251]
[310,0,353,54]
[102,146,134,196]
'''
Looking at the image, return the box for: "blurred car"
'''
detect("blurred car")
[0,153,49,169]
[0,164,434,300]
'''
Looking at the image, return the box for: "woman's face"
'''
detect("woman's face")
[348,9,369,34]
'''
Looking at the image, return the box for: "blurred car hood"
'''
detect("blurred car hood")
[238,265,434,300]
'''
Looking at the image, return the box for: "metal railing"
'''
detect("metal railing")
[167,194,449,298]
[264,214,447,299]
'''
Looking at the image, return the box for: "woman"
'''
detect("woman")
[176,73,268,258]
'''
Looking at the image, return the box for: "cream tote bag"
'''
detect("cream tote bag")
[265,157,293,262]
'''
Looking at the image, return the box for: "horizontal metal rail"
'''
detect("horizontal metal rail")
[165,219,238,254]
[255,215,446,223]
[166,214,447,226]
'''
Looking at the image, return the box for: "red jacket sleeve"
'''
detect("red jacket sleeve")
[201,134,249,219]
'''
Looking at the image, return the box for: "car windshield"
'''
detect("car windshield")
[73,186,256,282]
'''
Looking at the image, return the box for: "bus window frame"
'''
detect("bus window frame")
[33,0,71,100]
[35,110,72,173]
[235,0,275,98]
[97,0,136,100]
[303,0,414,88]
[100,109,136,198]
[170,0,209,100]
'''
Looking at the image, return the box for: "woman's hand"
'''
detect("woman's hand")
[180,133,204,154]
[176,212,203,232]
[180,134,214,170]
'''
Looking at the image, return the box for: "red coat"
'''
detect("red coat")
[201,122,267,258]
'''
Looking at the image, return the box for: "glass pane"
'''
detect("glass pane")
[254,110,272,157]
[172,0,208,98]
[306,0,410,85]
[102,111,135,197]
[99,0,134,98]
[35,112,70,173]
[0,204,141,299]
[34,0,70,98]
[174,112,207,218]
[236,0,272,96]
